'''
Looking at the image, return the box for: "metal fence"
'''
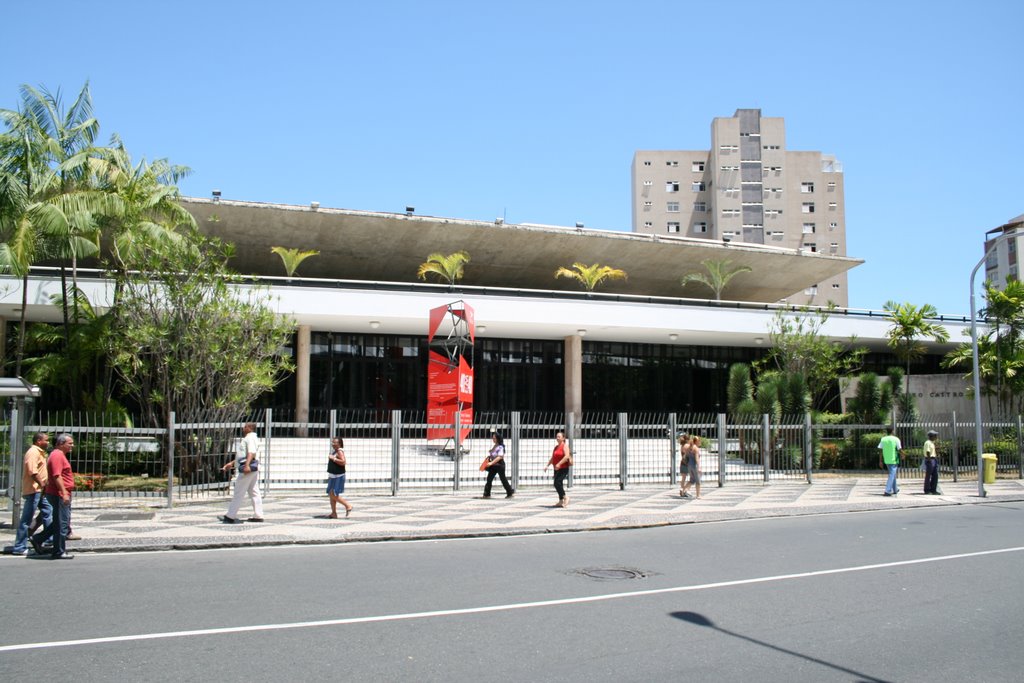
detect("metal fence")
[3,410,1022,508]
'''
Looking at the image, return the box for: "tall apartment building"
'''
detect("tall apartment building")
[631,109,849,306]
[983,214,1024,289]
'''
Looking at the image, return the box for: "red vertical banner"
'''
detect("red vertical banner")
[427,302,474,442]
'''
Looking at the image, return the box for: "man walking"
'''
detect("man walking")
[4,432,53,556]
[30,433,76,560]
[923,429,940,495]
[220,422,264,523]
[878,426,902,496]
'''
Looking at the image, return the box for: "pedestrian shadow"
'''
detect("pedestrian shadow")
[669,611,892,683]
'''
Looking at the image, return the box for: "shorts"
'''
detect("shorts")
[326,474,346,495]
[686,466,700,484]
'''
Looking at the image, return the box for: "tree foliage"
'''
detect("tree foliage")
[754,306,866,411]
[554,262,627,291]
[883,300,950,414]
[107,227,295,428]
[271,246,319,278]
[943,279,1024,415]
[417,250,470,286]
[680,259,751,300]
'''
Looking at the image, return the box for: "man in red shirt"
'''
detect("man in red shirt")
[30,433,76,560]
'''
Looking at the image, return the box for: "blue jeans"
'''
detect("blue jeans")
[34,494,71,557]
[885,464,900,495]
[13,492,52,553]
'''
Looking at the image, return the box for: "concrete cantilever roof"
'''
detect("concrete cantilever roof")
[184,198,862,303]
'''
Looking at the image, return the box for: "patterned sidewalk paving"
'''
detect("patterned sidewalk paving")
[4,478,1023,554]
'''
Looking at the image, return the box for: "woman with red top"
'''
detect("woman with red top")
[544,430,573,507]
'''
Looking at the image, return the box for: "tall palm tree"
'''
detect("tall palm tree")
[680,259,751,300]
[417,251,470,286]
[883,300,950,415]
[271,246,320,278]
[554,262,627,291]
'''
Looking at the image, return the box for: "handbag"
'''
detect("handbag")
[479,457,490,472]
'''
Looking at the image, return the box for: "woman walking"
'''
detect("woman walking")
[678,433,690,497]
[482,432,514,498]
[680,435,702,499]
[326,436,353,518]
[544,431,573,507]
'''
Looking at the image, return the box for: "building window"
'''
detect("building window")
[765,209,782,217]
[721,208,740,217]
[832,283,841,289]
[694,222,707,233]
[768,231,784,241]
[719,145,738,153]
[763,144,781,150]
[666,181,679,192]
[643,161,651,166]
[802,203,815,213]
[830,242,839,254]
[691,181,705,192]
[666,160,678,167]
[829,222,838,231]
[643,201,652,211]
[643,180,652,186]
[667,222,680,233]
[643,221,653,228]
[803,223,815,234]
[828,181,836,191]
[829,202,837,210]
[804,243,818,253]
[720,165,739,172]
[805,285,818,295]
[693,202,707,212]
[667,202,680,212]
[801,182,814,193]
[692,161,705,172]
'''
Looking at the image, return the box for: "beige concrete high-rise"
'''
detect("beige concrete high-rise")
[632,109,849,306]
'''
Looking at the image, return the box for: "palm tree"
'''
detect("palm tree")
[554,262,627,291]
[680,259,751,300]
[883,300,950,413]
[271,246,320,278]
[0,82,114,375]
[417,251,470,286]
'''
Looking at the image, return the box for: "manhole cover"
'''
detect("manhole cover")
[95,512,156,521]
[575,567,648,580]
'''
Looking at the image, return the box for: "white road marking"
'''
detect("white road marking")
[2,545,1022,653]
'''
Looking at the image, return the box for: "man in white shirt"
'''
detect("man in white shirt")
[220,422,264,523]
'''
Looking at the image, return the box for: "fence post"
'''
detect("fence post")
[951,411,959,483]
[452,411,461,492]
[668,413,678,488]
[618,412,628,490]
[263,409,272,496]
[566,412,576,489]
[329,409,337,443]
[804,412,813,484]
[511,411,521,491]
[1016,414,1024,480]
[9,404,21,527]
[166,411,176,509]
[761,414,771,483]
[391,410,401,496]
[717,413,727,488]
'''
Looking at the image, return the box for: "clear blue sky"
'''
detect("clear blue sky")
[4,0,1022,316]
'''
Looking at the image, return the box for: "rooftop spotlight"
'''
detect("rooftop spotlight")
[405,206,415,215]
[369,321,381,329]
[310,201,320,210]
[212,189,222,202]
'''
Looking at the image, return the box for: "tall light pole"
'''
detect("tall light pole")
[970,228,1024,497]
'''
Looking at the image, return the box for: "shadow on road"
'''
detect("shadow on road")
[670,610,892,683]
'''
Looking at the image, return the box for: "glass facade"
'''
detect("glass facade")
[258,331,952,415]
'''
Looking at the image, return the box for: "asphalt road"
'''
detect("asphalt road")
[2,504,1023,682]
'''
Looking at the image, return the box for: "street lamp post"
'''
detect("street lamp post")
[969,229,1024,498]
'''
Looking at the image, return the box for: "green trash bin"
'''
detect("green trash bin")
[982,453,997,483]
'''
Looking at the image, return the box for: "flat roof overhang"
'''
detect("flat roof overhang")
[183,198,862,302]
